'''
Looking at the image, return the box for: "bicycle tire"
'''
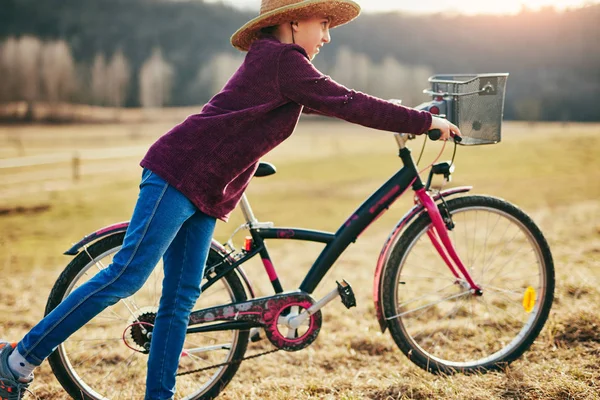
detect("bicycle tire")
[382,195,554,374]
[46,232,249,400]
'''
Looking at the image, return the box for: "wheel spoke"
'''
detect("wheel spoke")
[485,284,537,296]
[71,344,114,368]
[485,272,541,286]
[481,225,521,279]
[70,337,124,343]
[411,295,469,343]
[185,344,232,354]
[396,282,456,308]
[399,274,457,281]
[484,246,536,284]
[388,290,470,319]
[89,314,130,323]
[480,295,525,325]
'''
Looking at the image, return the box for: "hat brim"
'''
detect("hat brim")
[231,0,361,51]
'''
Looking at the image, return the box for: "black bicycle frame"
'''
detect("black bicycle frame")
[189,146,424,335]
[301,147,423,292]
[201,147,423,295]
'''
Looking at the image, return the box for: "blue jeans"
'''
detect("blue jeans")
[17,168,216,400]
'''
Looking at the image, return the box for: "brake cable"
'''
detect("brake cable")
[449,139,458,168]
[416,133,427,166]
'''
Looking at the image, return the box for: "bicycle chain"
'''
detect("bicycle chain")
[176,347,280,376]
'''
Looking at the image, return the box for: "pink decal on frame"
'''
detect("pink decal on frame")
[262,258,279,281]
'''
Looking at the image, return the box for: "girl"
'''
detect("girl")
[0,0,461,399]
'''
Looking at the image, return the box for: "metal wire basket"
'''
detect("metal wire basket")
[425,73,509,145]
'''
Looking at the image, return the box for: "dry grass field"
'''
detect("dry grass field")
[1,118,599,399]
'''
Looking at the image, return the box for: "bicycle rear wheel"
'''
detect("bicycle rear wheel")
[382,195,554,373]
[46,232,249,400]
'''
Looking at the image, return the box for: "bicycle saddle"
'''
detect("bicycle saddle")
[254,162,277,177]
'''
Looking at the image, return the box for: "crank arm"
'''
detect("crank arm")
[288,280,356,329]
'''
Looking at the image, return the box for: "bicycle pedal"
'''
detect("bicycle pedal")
[337,280,356,309]
[249,327,264,342]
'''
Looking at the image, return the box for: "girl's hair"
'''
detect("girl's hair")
[260,16,331,35]
[260,25,278,34]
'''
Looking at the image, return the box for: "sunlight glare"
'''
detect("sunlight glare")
[206,0,598,14]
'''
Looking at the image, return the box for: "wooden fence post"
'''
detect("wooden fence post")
[72,152,80,182]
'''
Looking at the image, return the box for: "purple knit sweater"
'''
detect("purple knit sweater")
[140,35,432,221]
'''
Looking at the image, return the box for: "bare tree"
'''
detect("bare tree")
[372,56,411,101]
[330,47,432,107]
[139,47,174,108]
[17,36,42,119]
[407,65,434,107]
[106,49,130,107]
[330,47,372,93]
[192,52,244,101]
[40,40,76,104]
[514,98,542,121]
[352,52,371,93]
[0,37,19,103]
[210,53,244,94]
[91,53,107,105]
[330,46,354,87]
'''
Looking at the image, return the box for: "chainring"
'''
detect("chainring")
[188,291,323,352]
[263,299,322,352]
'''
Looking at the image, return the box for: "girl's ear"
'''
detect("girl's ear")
[290,21,299,32]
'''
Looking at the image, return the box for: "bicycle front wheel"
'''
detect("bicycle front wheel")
[46,232,249,400]
[382,195,554,374]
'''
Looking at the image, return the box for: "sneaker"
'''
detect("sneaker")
[0,342,32,400]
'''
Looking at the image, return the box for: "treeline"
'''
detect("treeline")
[1,0,599,121]
[0,36,176,120]
[0,35,433,121]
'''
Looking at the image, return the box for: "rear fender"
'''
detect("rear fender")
[373,186,472,332]
[64,222,256,299]
[64,221,130,255]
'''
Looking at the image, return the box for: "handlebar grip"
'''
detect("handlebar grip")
[427,129,442,141]
[427,129,463,143]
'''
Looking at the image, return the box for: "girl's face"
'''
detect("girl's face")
[293,17,331,60]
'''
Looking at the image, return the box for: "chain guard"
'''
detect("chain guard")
[188,291,322,351]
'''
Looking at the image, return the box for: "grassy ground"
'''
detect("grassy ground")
[0,120,599,399]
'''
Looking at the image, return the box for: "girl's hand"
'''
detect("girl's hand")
[429,116,462,140]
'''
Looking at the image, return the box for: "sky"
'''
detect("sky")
[204,0,599,15]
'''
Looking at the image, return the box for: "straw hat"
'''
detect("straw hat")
[231,0,361,51]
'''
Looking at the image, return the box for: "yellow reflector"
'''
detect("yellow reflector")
[522,286,536,313]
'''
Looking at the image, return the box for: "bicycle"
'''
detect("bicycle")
[45,73,554,399]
